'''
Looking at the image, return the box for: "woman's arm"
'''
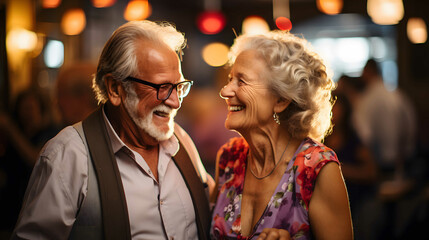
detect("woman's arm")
[309,162,353,240]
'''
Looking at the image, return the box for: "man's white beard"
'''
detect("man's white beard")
[123,86,177,142]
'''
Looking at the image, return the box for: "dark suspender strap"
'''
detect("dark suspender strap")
[70,122,103,240]
[82,106,132,240]
[172,139,211,240]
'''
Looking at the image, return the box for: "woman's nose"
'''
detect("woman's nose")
[219,82,235,99]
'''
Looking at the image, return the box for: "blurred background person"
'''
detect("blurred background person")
[351,59,419,239]
[55,62,98,127]
[325,77,378,239]
[353,58,417,179]
[0,87,58,238]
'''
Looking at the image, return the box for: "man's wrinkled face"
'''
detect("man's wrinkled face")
[123,41,183,141]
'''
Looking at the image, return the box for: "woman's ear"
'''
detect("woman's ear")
[274,97,291,113]
[105,74,123,106]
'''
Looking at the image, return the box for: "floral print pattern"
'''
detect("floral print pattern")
[210,137,339,240]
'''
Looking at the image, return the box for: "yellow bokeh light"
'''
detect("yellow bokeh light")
[6,28,38,51]
[202,42,229,67]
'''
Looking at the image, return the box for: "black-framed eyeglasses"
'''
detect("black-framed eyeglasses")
[124,76,193,101]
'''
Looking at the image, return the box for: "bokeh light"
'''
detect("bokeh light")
[44,40,64,68]
[61,8,86,36]
[316,0,343,15]
[407,18,427,44]
[91,0,116,8]
[275,17,292,31]
[202,42,229,67]
[124,0,152,21]
[42,0,61,8]
[6,28,38,51]
[197,11,226,35]
[242,16,270,36]
[367,0,404,25]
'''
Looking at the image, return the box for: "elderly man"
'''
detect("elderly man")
[12,21,213,240]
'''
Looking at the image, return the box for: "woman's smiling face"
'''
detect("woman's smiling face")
[220,50,279,133]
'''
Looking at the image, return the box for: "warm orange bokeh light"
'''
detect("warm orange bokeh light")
[61,8,86,36]
[367,0,404,25]
[242,16,270,35]
[42,0,61,8]
[124,0,152,21]
[91,0,116,8]
[407,18,427,44]
[202,42,229,67]
[316,0,343,15]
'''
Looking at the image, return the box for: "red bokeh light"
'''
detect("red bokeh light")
[275,17,292,31]
[197,11,226,35]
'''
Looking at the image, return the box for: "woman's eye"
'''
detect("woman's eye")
[238,79,247,86]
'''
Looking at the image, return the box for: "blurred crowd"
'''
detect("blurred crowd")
[0,58,428,239]
[324,59,428,239]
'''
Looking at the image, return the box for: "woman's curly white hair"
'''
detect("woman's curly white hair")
[228,31,335,141]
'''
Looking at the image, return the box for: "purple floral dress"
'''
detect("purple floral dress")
[210,137,340,240]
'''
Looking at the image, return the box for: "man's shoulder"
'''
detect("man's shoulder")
[40,125,86,159]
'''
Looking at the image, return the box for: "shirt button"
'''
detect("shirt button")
[170,237,174,240]
[160,200,164,205]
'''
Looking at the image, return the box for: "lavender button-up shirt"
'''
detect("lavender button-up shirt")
[12,109,199,240]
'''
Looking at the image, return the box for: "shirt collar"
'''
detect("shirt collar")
[101,105,179,157]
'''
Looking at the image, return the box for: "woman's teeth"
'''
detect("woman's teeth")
[229,106,244,112]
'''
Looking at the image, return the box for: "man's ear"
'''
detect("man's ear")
[274,97,291,113]
[105,74,123,106]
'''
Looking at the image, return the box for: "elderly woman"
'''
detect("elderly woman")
[210,31,353,240]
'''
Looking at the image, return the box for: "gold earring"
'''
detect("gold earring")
[273,112,281,125]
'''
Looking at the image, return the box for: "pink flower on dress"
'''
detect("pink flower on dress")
[212,214,228,238]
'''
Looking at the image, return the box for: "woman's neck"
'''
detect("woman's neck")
[241,125,290,173]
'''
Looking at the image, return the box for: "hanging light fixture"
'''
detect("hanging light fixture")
[124,0,152,21]
[316,0,343,15]
[367,0,404,25]
[407,18,427,44]
[61,8,86,35]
